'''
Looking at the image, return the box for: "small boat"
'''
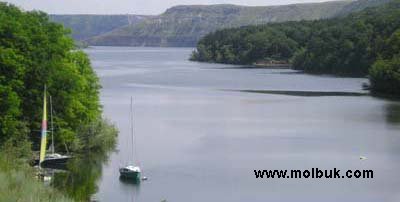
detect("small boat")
[119,165,141,179]
[38,153,71,168]
[36,86,71,169]
[119,97,141,181]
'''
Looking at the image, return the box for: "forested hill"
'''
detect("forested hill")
[191,0,400,95]
[50,0,391,47]
[85,1,352,47]
[334,0,392,16]
[50,14,150,41]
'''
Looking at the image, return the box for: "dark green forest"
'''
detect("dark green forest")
[191,0,400,95]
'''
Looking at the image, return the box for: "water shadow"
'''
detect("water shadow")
[204,65,292,70]
[228,89,369,97]
[385,103,400,125]
[264,71,305,75]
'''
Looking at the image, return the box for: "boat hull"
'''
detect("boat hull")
[33,156,71,170]
[119,170,141,180]
[41,156,70,166]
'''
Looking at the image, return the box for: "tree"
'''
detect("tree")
[369,56,400,95]
[0,2,117,153]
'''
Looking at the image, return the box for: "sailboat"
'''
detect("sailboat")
[36,86,71,169]
[119,97,141,180]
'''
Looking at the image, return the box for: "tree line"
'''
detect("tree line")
[0,2,119,200]
[191,0,400,96]
[0,2,117,158]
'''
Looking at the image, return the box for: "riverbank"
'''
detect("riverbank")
[253,60,292,69]
[0,146,72,202]
[190,0,400,96]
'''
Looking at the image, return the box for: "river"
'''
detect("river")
[84,46,400,202]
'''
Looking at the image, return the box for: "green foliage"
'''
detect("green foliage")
[191,23,304,64]
[75,118,118,154]
[0,2,117,152]
[0,3,121,201]
[0,3,119,200]
[0,85,23,143]
[369,56,400,95]
[369,28,400,95]
[292,1,400,76]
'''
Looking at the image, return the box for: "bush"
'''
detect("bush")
[369,56,400,95]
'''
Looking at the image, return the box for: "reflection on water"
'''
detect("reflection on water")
[119,176,140,184]
[231,90,368,97]
[386,103,400,125]
[51,153,109,201]
[117,175,141,202]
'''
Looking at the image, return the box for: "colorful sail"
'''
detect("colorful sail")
[39,87,47,164]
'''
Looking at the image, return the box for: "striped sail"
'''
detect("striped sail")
[39,88,47,164]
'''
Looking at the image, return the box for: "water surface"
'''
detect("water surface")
[85,46,400,202]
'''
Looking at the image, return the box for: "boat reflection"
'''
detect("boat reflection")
[118,174,141,202]
[119,175,141,185]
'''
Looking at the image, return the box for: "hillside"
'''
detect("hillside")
[49,0,392,47]
[86,1,353,47]
[50,14,150,41]
[334,0,393,16]
[191,0,400,95]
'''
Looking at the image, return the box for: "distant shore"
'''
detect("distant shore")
[252,61,292,69]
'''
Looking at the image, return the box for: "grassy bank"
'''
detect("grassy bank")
[0,168,72,202]
[0,144,72,202]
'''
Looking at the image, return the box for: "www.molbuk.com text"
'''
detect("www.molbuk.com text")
[254,168,373,179]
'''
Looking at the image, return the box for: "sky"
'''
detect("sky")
[5,0,338,15]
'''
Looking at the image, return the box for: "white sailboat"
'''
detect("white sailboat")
[119,97,141,181]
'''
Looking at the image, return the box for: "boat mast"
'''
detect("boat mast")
[130,97,135,164]
[50,95,55,154]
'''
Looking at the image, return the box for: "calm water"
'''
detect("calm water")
[84,46,400,202]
